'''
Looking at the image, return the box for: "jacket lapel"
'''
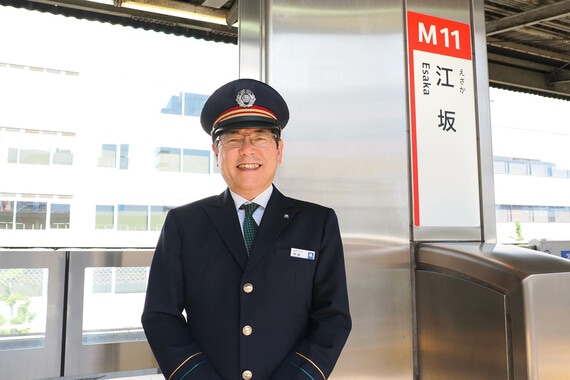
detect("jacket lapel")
[246,187,298,271]
[205,189,249,270]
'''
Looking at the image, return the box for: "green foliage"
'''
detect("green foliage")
[514,220,524,241]
[0,269,36,334]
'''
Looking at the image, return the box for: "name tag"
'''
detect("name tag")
[290,248,315,261]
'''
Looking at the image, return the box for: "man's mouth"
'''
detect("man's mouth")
[237,163,261,170]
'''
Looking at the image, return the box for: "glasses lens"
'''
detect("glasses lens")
[219,132,275,148]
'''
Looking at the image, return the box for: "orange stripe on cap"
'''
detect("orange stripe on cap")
[213,105,278,127]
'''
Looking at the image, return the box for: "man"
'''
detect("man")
[141,78,351,380]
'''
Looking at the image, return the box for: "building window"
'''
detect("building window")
[552,168,570,178]
[53,148,73,165]
[50,203,70,229]
[95,205,114,230]
[119,144,129,170]
[531,206,550,222]
[98,144,116,168]
[155,147,210,173]
[160,92,208,116]
[529,162,550,177]
[510,206,531,223]
[161,93,183,115]
[183,93,209,117]
[154,147,180,172]
[117,205,147,231]
[19,149,50,165]
[0,200,14,229]
[495,205,510,223]
[7,148,18,164]
[493,160,507,174]
[150,206,171,231]
[15,201,47,230]
[507,161,528,175]
[554,207,570,222]
[183,149,210,174]
[97,144,129,169]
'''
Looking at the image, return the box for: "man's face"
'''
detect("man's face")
[213,128,283,200]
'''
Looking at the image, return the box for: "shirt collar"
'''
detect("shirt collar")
[230,185,274,211]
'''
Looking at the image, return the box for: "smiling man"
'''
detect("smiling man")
[142,79,351,380]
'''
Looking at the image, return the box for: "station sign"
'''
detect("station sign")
[407,11,480,227]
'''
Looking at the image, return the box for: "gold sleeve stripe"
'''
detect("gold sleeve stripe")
[295,352,327,380]
[168,351,203,380]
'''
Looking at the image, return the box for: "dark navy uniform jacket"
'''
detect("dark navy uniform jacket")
[141,186,351,380]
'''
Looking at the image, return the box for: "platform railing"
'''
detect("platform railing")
[0,249,159,380]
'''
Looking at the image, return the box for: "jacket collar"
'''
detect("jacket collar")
[205,186,299,271]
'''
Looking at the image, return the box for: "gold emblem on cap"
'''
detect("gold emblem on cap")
[236,89,256,108]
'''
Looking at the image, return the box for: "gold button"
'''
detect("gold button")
[242,325,253,336]
[242,370,253,380]
[243,283,253,293]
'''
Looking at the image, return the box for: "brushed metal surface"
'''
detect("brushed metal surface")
[244,1,415,378]
[64,250,157,377]
[523,272,570,379]
[416,242,570,379]
[0,250,66,380]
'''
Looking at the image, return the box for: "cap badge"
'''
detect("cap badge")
[236,89,256,108]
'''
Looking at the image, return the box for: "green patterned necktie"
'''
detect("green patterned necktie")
[240,203,260,255]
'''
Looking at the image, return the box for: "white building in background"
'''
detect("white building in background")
[490,88,570,245]
[0,6,236,248]
[0,7,569,249]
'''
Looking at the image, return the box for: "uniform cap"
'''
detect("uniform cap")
[200,78,289,138]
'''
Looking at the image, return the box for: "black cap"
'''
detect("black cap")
[200,78,289,138]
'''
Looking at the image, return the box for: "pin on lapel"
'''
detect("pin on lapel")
[283,213,290,219]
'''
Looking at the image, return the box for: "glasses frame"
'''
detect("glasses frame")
[216,131,279,149]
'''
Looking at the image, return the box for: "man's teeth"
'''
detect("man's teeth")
[238,163,260,169]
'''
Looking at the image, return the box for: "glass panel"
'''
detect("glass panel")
[552,168,570,178]
[155,147,180,172]
[532,207,549,222]
[150,205,171,231]
[0,201,14,229]
[554,208,570,222]
[530,163,549,177]
[183,93,209,117]
[493,160,506,174]
[53,148,73,165]
[495,206,509,223]
[117,205,148,231]
[95,205,114,230]
[0,6,237,248]
[50,203,70,229]
[511,206,531,222]
[91,268,112,294]
[161,93,182,115]
[19,149,50,165]
[82,267,148,345]
[7,148,17,164]
[98,144,117,168]
[507,161,528,175]
[15,201,47,230]
[0,268,48,351]
[182,149,210,174]
[119,144,129,170]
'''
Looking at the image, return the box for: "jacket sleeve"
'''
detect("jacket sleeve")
[141,210,221,380]
[271,209,352,380]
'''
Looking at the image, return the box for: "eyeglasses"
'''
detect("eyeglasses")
[216,131,277,148]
